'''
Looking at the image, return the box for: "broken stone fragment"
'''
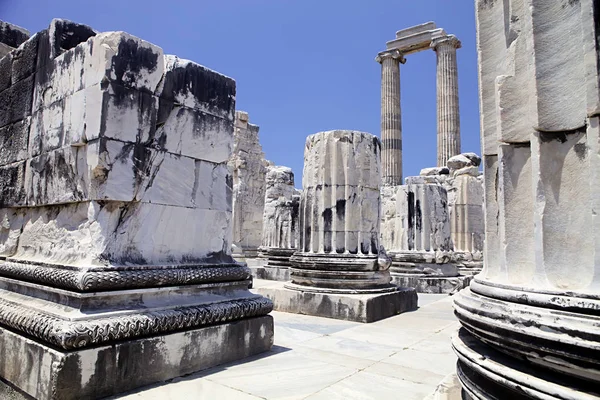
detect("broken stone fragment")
[420,166,450,176]
[446,154,473,170]
[461,152,481,166]
[453,166,480,177]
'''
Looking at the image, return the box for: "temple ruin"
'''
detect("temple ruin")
[377,21,462,185]
[2,1,598,398]
[377,22,483,294]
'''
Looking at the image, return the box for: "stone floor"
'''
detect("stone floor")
[112,285,460,400]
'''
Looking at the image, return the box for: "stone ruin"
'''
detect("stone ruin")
[376,22,484,294]
[256,165,300,281]
[380,153,483,293]
[0,18,273,399]
[257,130,417,323]
[377,21,462,185]
[228,110,267,261]
[452,0,600,398]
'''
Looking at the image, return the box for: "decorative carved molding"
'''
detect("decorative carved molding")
[0,260,252,292]
[375,49,406,64]
[0,295,273,350]
[431,34,462,51]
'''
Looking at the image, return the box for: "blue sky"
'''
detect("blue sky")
[1,0,479,186]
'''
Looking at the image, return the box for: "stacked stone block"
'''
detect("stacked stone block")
[0,19,273,399]
[453,1,600,398]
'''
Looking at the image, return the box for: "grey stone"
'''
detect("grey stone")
[0,118,30,166]
[0,21,29,50]
[257,281,417,323]
[11,31,39,84]
[0,74,34,128]
[446,154,472,170]
[420,166,450,176]
[461,152,481,167]
[0,161,26,207]
[0,52,12,92]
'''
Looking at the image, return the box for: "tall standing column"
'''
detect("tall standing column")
[376,50,405,185]
[432,35,461,167]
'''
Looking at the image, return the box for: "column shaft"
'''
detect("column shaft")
[433,36,461,167]
[377,50,404,185]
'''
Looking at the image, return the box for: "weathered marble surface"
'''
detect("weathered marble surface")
[454,2,600,398]
[261,165,299,252]
[258,165,299,274]
[0,21,29,58]
[0,18,272,399]
[279,130,416,321]
[228,111,267,258]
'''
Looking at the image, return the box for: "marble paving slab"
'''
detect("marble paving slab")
[112,292,461,400]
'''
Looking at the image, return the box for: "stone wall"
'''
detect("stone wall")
[228,111,267,257]
[0,19,235,266]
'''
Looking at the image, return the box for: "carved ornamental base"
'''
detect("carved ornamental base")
[0,258,274,399]
[390,274,472,294]
[453,280,600,399]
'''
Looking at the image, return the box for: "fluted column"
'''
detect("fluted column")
[376,50,405,185]
[289,130,394,293]
[432,35,461,167]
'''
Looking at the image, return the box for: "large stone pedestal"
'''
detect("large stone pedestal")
[0,19,273,399]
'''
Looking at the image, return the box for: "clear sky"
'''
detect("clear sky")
[1,0,480,186]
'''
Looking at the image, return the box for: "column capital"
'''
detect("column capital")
[431,34,462,51]
[375,49,406,64]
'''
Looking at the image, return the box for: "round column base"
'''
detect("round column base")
[453,327,599,400]
[453,279,600,399]
[288,253,395,294]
